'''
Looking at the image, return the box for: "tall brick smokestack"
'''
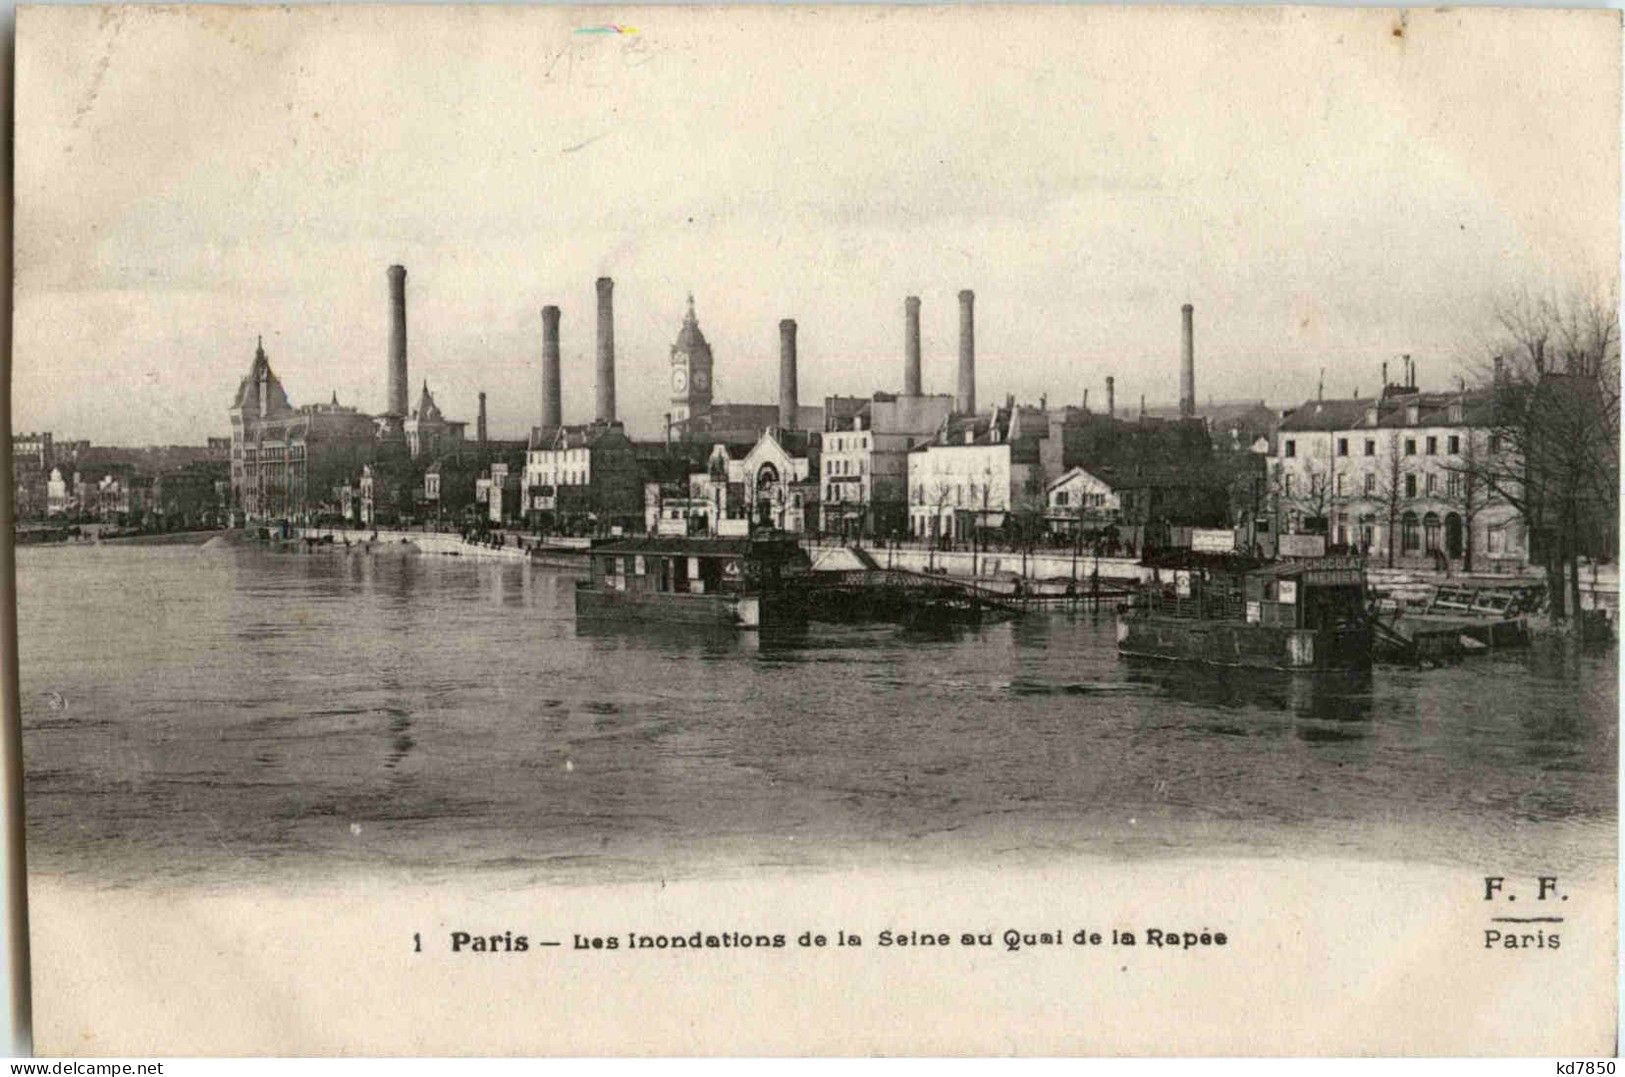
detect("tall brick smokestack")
[957,289,976,415]
[779,319,799,430]
[595,277,616,423]
[1180,303,1195,420]
[903,296,922,397]
[1106,376,1115,418]
[387,265,408,416]
[477,392,488,447]
[541,305,562,431]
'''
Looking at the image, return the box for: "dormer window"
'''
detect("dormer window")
[1448,403,1464,423]
[1406,404,1420,425]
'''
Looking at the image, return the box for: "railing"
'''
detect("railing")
[800,566,1024,610]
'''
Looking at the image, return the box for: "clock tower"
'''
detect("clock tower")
[669,293,714,424]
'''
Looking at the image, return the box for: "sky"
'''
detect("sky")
[13,5,1621,445]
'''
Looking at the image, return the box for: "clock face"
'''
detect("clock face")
[693,368,709,391]
[672,367,688,392]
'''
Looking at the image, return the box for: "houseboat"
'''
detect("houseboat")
[574,534,812,629]
[1117,551,1374,670]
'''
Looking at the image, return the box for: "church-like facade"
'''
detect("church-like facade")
[228,338,390,522]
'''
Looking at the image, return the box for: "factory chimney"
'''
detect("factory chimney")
[1106,376,1115,418]
[387,265,408,417]
[904,296,922,397]
[477,392,488,448]
[595,277,616,424]
[541,305,562,432]
[779,319,799,430]
[1179,303,1195,420]
[957,289,976,415]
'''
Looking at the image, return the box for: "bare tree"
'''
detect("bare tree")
[1458,288,1620,619]
[1438,424,1489,573]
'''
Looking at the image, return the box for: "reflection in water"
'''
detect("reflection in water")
[14,544,1618,885]
[385,706,414,769]
[1123,659,1375,725]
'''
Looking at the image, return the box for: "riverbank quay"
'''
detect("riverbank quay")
[295,526,587,563]
[817,543,1618,611]
[292,530,1616,599]
[15,524,227,546]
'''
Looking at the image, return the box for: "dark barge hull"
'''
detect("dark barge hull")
[1117,613,1374,671]
[574,585,801,630]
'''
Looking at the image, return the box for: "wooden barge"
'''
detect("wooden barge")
[1117,552,1374,671]
[574,534,811,629]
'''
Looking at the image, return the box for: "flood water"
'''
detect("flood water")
[16,543,1618,886]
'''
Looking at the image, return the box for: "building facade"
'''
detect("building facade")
[403,382,467,460]
[821,393,954,538]
[1045,467,1122,533]
[522,423,642,533]
[1274,386,1524,570]
[907,408,1043,543]
[229,340,390,522]
[12,432,54,519]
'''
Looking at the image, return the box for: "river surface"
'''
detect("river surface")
[16,543,1618,886]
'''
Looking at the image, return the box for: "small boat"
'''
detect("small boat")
[574,533,811,629]
[1117,550,1374,671]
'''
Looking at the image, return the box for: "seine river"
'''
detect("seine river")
[16,544,1617,886]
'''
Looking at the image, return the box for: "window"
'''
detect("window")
[1364,439,1376,457]
[1402,512,1421,553]
[1337,438,1348,456]
[1404,439,1416,456]
[1489,435,1502,454]
[1335,474,1345,497]
[1405,474,1417,498]
[1448,435,1460,454]
[1487,526,1503,553]
[1423,512,1442,553]
[1284,474,1294,496]
[1056,491,1069,506]
[1426,437,1437,455]
[1284,440,1296,458]
[1426,473,1437,496]
[1364,474,1376,496]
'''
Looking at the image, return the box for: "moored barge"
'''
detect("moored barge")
[1117,551,1374,671]
[574,534,811,629]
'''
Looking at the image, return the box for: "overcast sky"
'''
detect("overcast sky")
[14,5,1620,444]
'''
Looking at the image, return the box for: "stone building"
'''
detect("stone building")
[907,405,1044,543]
[687,429,820,536]
[821,393,954,539]
[1273,370,1523,571]
[229,338,391,521]
[522,422,642,533]
[403,381,467,460]
[228,265,465,523]
[12,432,54,519]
